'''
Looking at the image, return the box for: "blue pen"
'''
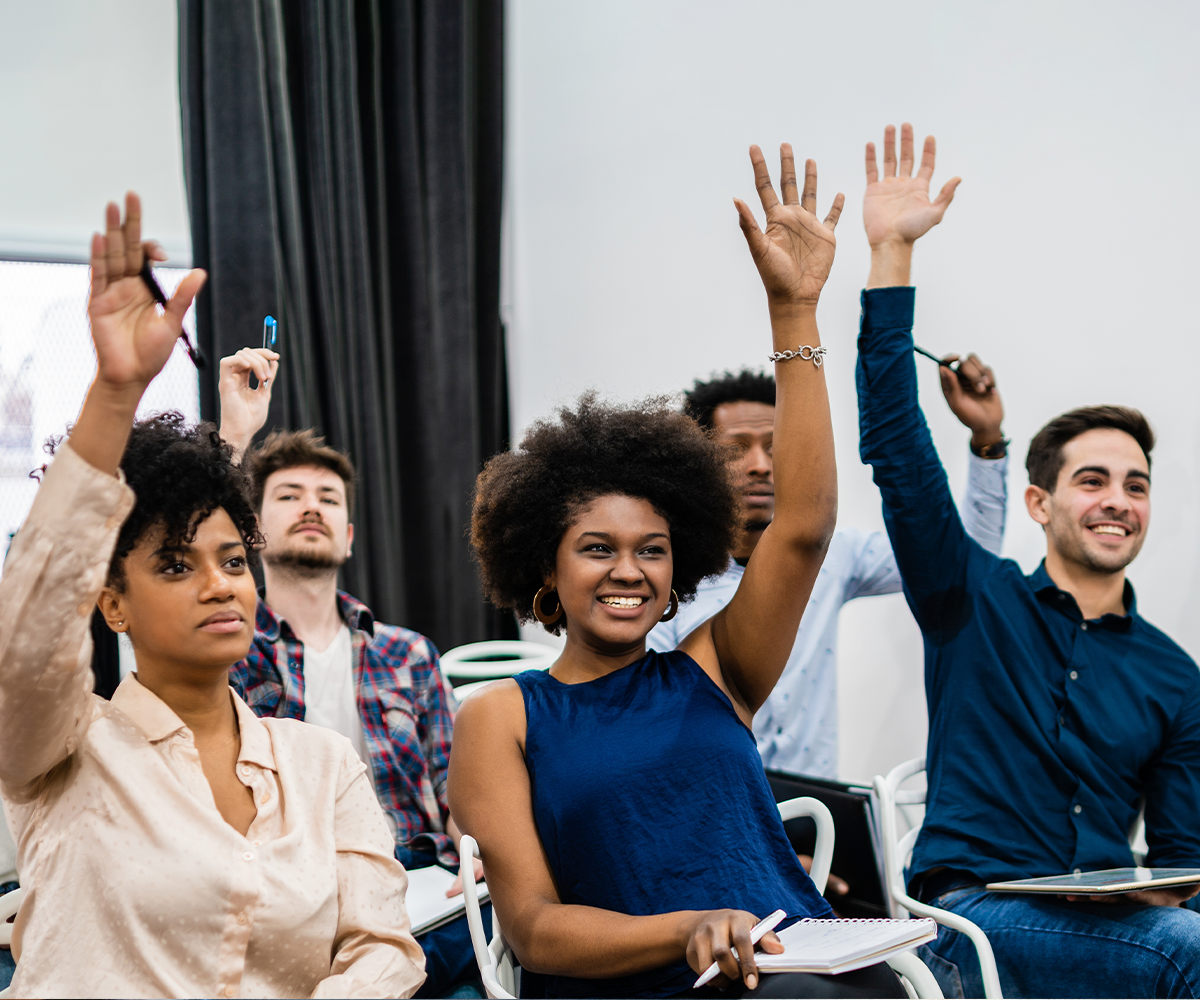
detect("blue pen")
[263,315,278,350]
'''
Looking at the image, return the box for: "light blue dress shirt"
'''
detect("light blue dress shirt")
[646,451,1007,778]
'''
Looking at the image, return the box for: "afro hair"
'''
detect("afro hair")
[50,412,264,589]
[470,393,738,634]
[683,369,776,431]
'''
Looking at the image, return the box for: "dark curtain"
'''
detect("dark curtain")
[177,0,514,650]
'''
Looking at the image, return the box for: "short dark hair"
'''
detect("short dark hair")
[246,429,357,515]
[683,369,776,431]
[1026,405,1155,491]
[99,413,263,589]
[470,392,739,634]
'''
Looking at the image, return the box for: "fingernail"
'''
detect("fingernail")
[746,974,757,989]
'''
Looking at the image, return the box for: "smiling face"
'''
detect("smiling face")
[1026,427,1151,575]
[549,494,674,653]
[712,401,775,533]
[259,465,354,574]
[99,507,258,673]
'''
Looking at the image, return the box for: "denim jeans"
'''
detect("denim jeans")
[395,844,492,999]
[918,885,1200,998]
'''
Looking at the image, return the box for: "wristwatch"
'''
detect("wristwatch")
[972,437,1010,460]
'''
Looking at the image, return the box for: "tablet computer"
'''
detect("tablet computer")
[986,867,1200,894]
[766,770,889,917]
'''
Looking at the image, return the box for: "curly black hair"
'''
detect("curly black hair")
[48,412,264,590]
[471,393,738,634]
[683,369,776,431]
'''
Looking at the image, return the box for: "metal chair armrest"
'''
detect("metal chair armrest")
[887,950,945,999]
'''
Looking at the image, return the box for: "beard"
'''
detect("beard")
[263,544,347,578]
[1049,515,1144,575]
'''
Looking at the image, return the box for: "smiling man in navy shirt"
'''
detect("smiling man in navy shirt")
[856,123,1200,998]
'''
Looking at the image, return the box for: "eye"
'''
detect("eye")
[160,560,189,575]
[320,497,340,505]
[641,545,667,556]
[1080,477,1103,487]
[226,555,247,570]
[278,492,298,501]
[583,543,612,554]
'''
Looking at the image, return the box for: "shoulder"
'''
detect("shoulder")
[452,677,526,748]
[1133,616,1199,673]
[367,621,439,664]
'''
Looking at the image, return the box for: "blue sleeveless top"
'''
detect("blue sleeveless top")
[515,650,833,998]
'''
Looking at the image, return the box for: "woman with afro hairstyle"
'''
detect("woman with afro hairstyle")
[450,148,905,999]
[0,196,425,999]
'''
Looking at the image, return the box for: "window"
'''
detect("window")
[0,260,200,571]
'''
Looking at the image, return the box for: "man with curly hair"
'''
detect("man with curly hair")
[218,353,486,1000]
[648,363,1008,782]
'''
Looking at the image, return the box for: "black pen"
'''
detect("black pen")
[139,259,207,370]
[913,343,974,389]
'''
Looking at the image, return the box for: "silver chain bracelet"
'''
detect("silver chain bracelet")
[768,344,827,367]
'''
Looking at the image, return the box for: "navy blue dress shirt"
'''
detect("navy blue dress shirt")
[856,286,1200,887]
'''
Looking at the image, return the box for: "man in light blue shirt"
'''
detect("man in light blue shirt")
[648,366,1008,778]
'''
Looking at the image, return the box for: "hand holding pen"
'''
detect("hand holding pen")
[689,908,786,991]
[914,345,1005,453]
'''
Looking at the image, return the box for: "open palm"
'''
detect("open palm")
[863,124,960,248]
[736,145,844,306]
[89,194,206,390]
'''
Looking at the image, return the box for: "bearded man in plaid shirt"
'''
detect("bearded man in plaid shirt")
[219,348,488,999]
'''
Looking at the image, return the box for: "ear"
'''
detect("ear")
[1025,484,1051,528]
[346,522,354,558]
[97,586,127,633]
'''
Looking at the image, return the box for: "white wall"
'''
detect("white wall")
[505,0,1200,782]
[0,1,191,262]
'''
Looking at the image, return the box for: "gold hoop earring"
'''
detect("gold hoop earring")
[660,589,679,623]
[532,585,563,625]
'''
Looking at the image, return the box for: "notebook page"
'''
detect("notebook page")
[756,918,936,973]
[404,865,490,935]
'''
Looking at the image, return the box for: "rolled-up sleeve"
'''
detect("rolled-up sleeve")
[314,748,426,999]
[0,444,133,794]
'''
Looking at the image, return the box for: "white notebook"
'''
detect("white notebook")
[755,917,938,976]
[404,865,490,936]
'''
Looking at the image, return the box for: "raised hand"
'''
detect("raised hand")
[938,352,1005,451]
[735,145,844,308]
[863,123,960,249]
[219,347,280,459]
[88,192,207,392]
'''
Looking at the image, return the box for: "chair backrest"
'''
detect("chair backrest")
[440,641,558,683]
[873,758,1004,999]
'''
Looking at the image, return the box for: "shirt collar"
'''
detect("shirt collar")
[1030,560,1136,632]
[255,587,375,639]
[110,674,278,770]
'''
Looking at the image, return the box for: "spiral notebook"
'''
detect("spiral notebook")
[755,918,937,976]
[404,865,490,936]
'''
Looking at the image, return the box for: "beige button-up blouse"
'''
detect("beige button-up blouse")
[0,444,426,998]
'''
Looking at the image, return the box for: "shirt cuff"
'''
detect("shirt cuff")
[860,286,916,331]
[967,450,1008,473]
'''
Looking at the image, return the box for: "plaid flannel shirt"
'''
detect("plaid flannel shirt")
[230,590,458,866]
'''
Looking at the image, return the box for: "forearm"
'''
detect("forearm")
[68,378,144,476]
[516,899,696,978]
[866,241,913,289]
[0,444,132,789]
[767,303,837,550]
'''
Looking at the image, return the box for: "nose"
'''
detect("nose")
[611,550,646,584]
[1098,483,1133,515]
[198,562,237,603]
[744,443,772,479]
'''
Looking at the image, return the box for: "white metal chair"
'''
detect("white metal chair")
[873,757,1003,999]
[442,641,557,682]
[0,885,22,999]
[459,797,943,999]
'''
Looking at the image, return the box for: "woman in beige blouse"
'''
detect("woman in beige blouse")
[0,196,425,999]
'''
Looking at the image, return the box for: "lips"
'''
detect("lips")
[1086,523,1132,538]
[198,611,245,634]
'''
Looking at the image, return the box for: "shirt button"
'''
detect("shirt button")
[242,851,255,861]
[1081,622,1089,631]
[226,987,237,998]
[776,726,783,735]
[1058,715,1065,725]
[237,913,247,925]
[240,765,252,776]
[1069,670,1079,680]
[75,602,90,617]
[253,840,262,847]
[1074,804,1083,814]
[1074,868,1083,875]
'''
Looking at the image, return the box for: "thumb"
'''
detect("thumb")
[938,365,961,403]
[445,874,464,898]
[165,268,207,328]
[734,198,768,262]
